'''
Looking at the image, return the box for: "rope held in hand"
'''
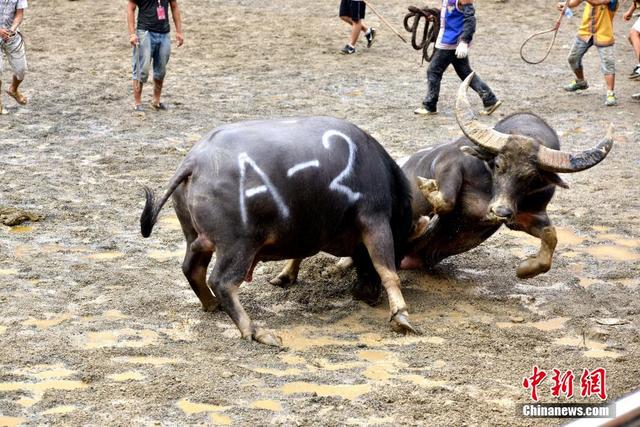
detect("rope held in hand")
[403,6,440,63]
[0,31,26,60]
[519,10,564,65]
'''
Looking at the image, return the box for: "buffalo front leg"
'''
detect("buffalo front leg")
[269,258,302,288]
[361,218,417,334]
[511,213,557,279]
[209,247,282,347]
[417,173,460,215]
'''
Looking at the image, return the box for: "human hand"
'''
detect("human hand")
[129,33,139,47]
[455,42,468,59]
[0,28,10,41]
[176,32,184,47]
[557,2,566,12]
[623,10,632,21]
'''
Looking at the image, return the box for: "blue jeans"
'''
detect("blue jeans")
[132,30,171,83]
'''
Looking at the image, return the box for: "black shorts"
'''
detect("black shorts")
[339,0,366,21]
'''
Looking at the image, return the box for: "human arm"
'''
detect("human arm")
[0,7,24,40]
[456,0,475,58]
[127,0,138,46]
[10,8,23,33]
[169,0,184,47]
[557,0,583,11]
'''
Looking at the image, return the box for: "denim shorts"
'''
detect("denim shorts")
[567,36,615,75]
[132,30,171,82]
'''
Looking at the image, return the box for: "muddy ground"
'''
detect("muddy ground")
[1,0,639,425]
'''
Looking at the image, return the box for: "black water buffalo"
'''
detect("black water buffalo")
[140,117,420,346]
[401,73,613,278]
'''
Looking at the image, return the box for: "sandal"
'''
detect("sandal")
[149,102,167,111]
[5,89,27,105]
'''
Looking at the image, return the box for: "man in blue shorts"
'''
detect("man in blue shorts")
[339,0,376,54]
[127,0,184,115]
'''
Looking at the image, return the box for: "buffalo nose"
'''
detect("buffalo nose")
[490,206,514,221]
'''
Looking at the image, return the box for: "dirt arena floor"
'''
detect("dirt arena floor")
[1,0,639,425]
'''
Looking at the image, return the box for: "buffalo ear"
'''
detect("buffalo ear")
[542,171,569,189]
[460,145,494,161]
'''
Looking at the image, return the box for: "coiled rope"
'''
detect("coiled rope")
[0,31,26,60]
[403,6,440,63]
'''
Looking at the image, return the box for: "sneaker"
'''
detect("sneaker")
[629,65,640,80]
[605,93,617,106]
[564,80,589,92]
[366,28,377,48]
[340,44,356,55]
[480,99,502,116]
[414,107,437,116]
[632,92,640,100]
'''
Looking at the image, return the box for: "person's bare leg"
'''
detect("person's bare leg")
[604,73,615,91]
[133,80,143,106]
[350,21,363,46]
[340,16,353,25]
[7,75,22,94]
[152,78,163,106]
[629,30,640,61]
[573,68,585,81]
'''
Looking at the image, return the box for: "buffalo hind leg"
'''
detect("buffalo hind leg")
[174,189,218,312]
[209,246,282,347]
[182,246,218,311]
[360,218,417,334]
[270,258,302,288]
[510,213,557,279]
[351,244,382,306]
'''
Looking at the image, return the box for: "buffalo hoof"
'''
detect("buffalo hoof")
[269,274,296,289]
[390,310,418,335]
[254,329,283,347]
[201,299,220,312]
[417,176,438,194]
[516,257,550,279]
[335,257,354,270]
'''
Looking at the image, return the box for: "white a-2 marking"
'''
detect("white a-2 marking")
[238,152,290,226]
[287,160,320,177]
[322,130,362,203]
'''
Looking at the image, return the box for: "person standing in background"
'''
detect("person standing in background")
[339,0,376,54]
[414,0,501,116]
[0,0,28,113]
[127,0,184,115]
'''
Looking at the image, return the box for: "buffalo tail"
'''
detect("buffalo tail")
[140,161,193,238]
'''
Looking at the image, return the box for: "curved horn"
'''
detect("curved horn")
[537,124,614,173]
[455,72,510,154]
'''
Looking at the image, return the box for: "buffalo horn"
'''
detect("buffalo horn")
[455,72,510,154]
[536,124,614,173]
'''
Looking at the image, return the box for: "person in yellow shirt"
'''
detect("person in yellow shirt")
[557,0,619,106]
